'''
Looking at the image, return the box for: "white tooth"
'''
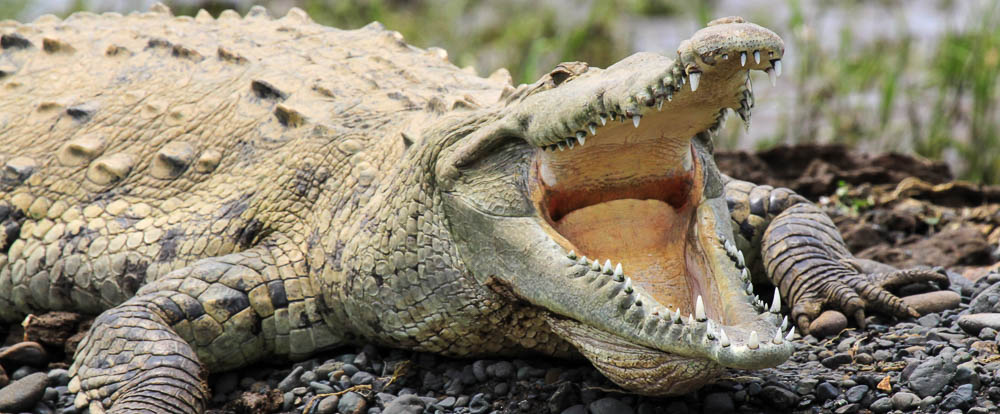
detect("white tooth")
[657,99,663,111]
[566,139,574,149]
[557,142,565,151]
[587,124,596,135]
[579,255,589,265]
[770,287,781,313]
[591,259,601,272]
[632,115,640,128]
[773,329,783,344]
[577,135,586,146]
[741,268,750,281]
[766,68,776,86]
[623,277,632,291]
[695,295,706,321]
[773,59,782,77]
[567,250,577,259]
[614,263,623,278]
[785,326,796,341]
[746,281,754,294]
[706,320,716,339]
[746,72,753,93]
[748,330,759,349]
[673,308,682,323]
[724,239,733,252]
[781,315,788,331]
[603,260,613,274]
[689,72,700,92]
[719,329,730,347]
[599,115,607,125]
[753,50,760,64]
[740,52,747,66]
[736,250,745,267]
[688,314,694,325]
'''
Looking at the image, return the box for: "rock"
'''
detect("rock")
[0,342,48,368]
[702,392,734,413]
[548,382,576,413]
[337,391,367,414]
[957,313,1000,335]
[562,405,587,414]
[834,403,859,414]
[815,382,840,402]
[891,392,919,410]
[845,384,868,403]
[954,361,980,388]
[22,312,86,348]
[810,310,848,337]
[821,353,853,369]
[588,397,633,414]
[382,394,425,414]
[488,361,514,379]
[902,291,961,315]
[795,378,818,395]
[350,371,375,386]
[472,360,489,382]
[760,385,799,409]
[870,397,892,413]
[908,356,956,397]
[277,366,304,392]
[0,372,49,412]
[309,381,333,394]
[970,281,1000,313]
[469,393,490,414]
[315,395,339,414]
[939,383,975,410]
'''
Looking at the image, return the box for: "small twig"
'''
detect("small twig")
[302,360,411,414]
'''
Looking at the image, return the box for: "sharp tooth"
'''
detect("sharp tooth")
[602,260,613,275]
[753,50,761,64]
[741,268,750,281]
[748,330,759,349]
[695,295,706,321]
[780,315,788,331]
[736,250,745,267]
[599,115,607,125]
[785,326,796,341]
[706,320,716,339]
[613,263,623,279]
[770,287,781,313]
[773,329,783,344]
[623,277,632,292]
[557,142,565,151]
[673,308,682,323]
[740,51,747,66]
[587,124,596,135]
[566,138,574,149]
[746,281,753,294]
[656,98,663,111]
[577,134,586,146]
[687,314,695,325]
[549,144,559,152]
[591,259,601,272]
[773,59,782,77]
[719,329,730,347]
[689,72,700,92]
[579,255,589,265]
[567,250,577,259]
[632,115,640,128]
[724,239,733,253]
[766,68,776,86]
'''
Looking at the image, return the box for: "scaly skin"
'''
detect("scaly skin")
[0,7,946,412]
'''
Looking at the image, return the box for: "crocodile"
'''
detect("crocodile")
[0,5,948,413]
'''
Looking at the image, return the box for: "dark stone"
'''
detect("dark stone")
[816,382,840,402]
[561,405,587,414]
[548,382,576,413]
[939,384,975,410]
[870,397,892,413]
[315,395,339,414]
[381,394,424,414]
[821,353,853,369]
[0,372,48,412]
[588,397,633,414]
[834,403,859,414]
[337,391,367,414]
[702,392,734,413]
[908,356,956,397]
[760,385,799,409]
[488,361,515,379]
[469,393,490,414]
[350,371,375,386]
[0,342,48,368]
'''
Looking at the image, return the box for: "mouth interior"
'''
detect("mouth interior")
[533,112,719,320]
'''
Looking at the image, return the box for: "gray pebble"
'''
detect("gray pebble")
[980,327,998,340]
[382,394,424,414]
[796,378,818,395]
[342,363,360,376]
[469,393,490,414]
[0,372,48,412]
[300,370,317,384]
[493,382,509,395]
[278,366,304,392]
[281,391,295,411]
[588,397,633,414]
[760,385,798,409]
[561,405,586,414]
[351,371,375,386]
[488,361,514,379]
[954,361,980,388]
[845,385,868,403]
[834,403,859,414]
[472,361,489,382]
[455,395,470,407]
[869,397,892,413]
[939,383,975,410]
[309,381,334,394]
[821,353,853,369]
[908,356,956,397]
[891,392,919,410]
[438,396,456,408]
[338,391,367,414]
[12,365,38,380]
[315,395,338,414]
[45,369,69,387]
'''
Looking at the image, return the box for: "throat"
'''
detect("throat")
[553,199,700,314]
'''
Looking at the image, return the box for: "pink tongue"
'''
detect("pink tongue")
[553,198,696,313]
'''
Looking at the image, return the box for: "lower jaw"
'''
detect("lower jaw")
[545,314,724,396]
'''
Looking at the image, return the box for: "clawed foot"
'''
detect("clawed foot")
[791,261,949,334]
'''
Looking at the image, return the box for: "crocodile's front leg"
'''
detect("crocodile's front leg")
[723,176,948,334]
[69,240,341,413]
